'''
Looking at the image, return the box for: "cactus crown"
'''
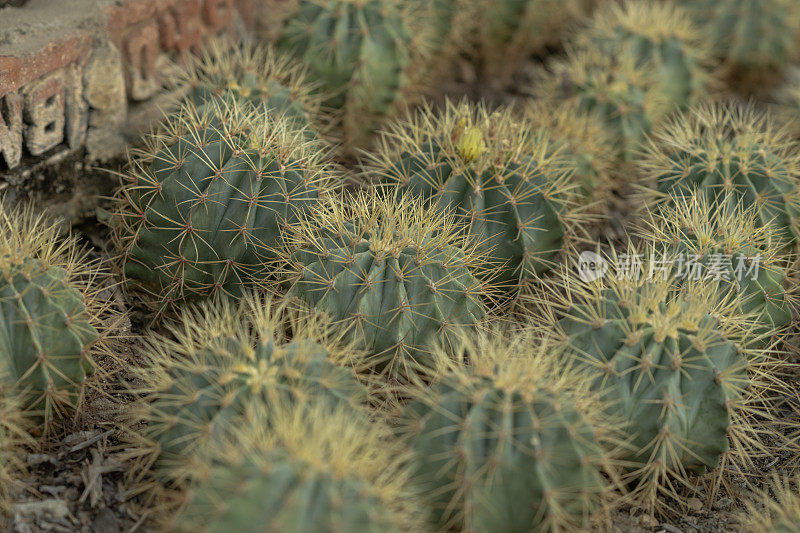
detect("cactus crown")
[548,249,786,515]
[124,293,367,487]
[284,190,496,380]
[0,203,122,421]
[176,400,427,532]
[637,102,800,246]
[402,328,621,531]
[111,98,333,310]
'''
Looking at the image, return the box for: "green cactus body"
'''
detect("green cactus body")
[402,331,614,531]
[175,402,427,532]
[180,41,322,135]
[538,47,667,161]
[0,258,97,417]
[277,0,421,148]
[112,100,329,310]
[285,192,490,381]
[639,193,794,332]
[576,0,713,109]
[365,101,579,287]
[639,103,800,247]
[686,0,797,72]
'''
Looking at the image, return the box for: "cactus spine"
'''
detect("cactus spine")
[402,328,619,531]
[110,99,332,310]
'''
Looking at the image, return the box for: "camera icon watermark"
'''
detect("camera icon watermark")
[576,251,608,282]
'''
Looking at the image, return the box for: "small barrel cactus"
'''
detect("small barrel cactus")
[277,0,429,150]
[637,102,800,247]
[573,0,715,109]
[551,252,784,513]
[176,40,324,135]
[126,293,367,485]
[638,191,794,332]
[283,190,492,382]
[535,46,668,160]
[0,204,122,422]
[174,400,427,532]
[364,99,586,288]
[522,99,616,216]
[110,99,332,311]
[401,328,619,531]
[685,0,798,80]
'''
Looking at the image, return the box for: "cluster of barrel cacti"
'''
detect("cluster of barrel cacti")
[4,0,800,529]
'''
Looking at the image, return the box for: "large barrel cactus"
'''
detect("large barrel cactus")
[535,47,668,160]
[0,205,121,421]
[638,102,800,247]
[284,191,492,382]
[553,254,783,512]
[402,329,618,531]
[638,191,794,332]
[364,100,586,288]
[127,294,367,485]
[110,99,332,310]
[174,401,427,532]
[277,0,429,149]
[176,40,323,135]
[574,0,714,109]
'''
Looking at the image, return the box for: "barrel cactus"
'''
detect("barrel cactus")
[552,253,783,513]
[127,293,367,485]
[573,0,714,109]
[176,40,323,135]
[522,99,616,216]
[364,99,586,288]
[463,0,595,84]
[401,328,619,531]
[0,204,121,422]
[110,99,332,311]
[685,0,798,80]
[0,370,33,509]
[174,401,427,532]
[535,46,668,160]
[276,0,429,150]
[638,191,794,332]
[638,102,800,247]
[284,190,492,382]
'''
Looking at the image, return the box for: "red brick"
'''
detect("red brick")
[0,33,91,98]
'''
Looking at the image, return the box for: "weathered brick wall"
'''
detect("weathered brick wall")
[0,0,256,198]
